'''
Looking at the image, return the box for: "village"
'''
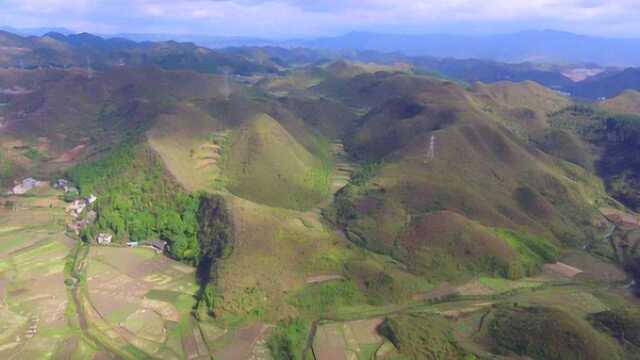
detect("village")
[6,177,168,254]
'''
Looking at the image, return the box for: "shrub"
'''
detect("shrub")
[589,308,640,348]
[379,313,471,360]
[266,318,308,360]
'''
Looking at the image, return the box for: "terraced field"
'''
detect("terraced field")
[0,187,272,359]
[0,186,77,359]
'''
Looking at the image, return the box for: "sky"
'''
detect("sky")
[1,0,640,38]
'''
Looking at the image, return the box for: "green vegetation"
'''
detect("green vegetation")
[22,146,41,161]
[345,259,404,305]
[494,228,559,279]
[589,308,640,349]
[4,56,640,360]
[223,114,333,210]
[193,195,233,317]
[293,280,363,317]
[266,318,307,360]
[67,142,201,261]
[488,305,622,360]
[550,105,640,210]
[0,150,12,185]
[379,313,473,360]
[479,276,540,292]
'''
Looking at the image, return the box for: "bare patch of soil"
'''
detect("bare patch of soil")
[543,262,583,278]
[53,144,86,163]
[213,323,271,360]
[305,274,345,284]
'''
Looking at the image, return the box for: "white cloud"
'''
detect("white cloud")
[0,0,639,37]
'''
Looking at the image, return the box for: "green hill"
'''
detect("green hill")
[488,305,623,360]
[223,113,331,210]
[601,90,640,115]
[3,51,640,360]
[330,74,606,282]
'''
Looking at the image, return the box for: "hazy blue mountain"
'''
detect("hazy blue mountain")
[569,68,640,99]
[9,28,637,66]
[111,33,274,48]
[0,25,74,36]
[0,31,277,75]
[289,30,640,66]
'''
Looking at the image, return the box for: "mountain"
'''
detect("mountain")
[0,31,278,75]
[0,25,74,36]
[292,30,640,66]
[15,28,639,67]
[112,33,273,48]
[601,90,640,114]
[569,68,640,99]
[2,31,640,360]
[410,57,574,89]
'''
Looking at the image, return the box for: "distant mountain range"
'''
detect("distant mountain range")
[120,30,640,67]
[289,31,640,67]
[2,29,640,99]
[0,30,278,75]
[569,68,640,99]
[4,27,640,67]
[111,30,640,67]
[0,26,75,36]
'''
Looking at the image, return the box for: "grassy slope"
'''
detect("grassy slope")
[328,75,606,286]
[0,67,230,178]
[329,73,608,282]
[488,305,623,360]
[471,80,571,137]
[380,313,471,360]
[276,96,359,139]
[5,63,636,360]
[223,113,331,211]
[601,90,640,115]
[589,307,640,356]
[549,105,640,211]
[147,101,225,192]
[215,196,348,319]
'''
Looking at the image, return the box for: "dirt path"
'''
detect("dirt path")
[305,274,345,284]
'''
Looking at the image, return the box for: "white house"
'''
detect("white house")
[97,233,113,245]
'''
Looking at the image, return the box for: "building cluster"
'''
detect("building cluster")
[9,177,44,195]
[54,179,168,253]
[66,193,97,218]
[53,178,79,195]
